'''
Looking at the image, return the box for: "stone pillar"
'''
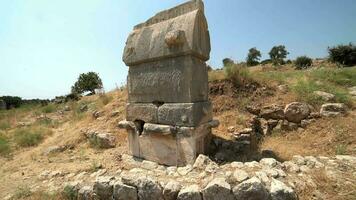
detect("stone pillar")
[119,0,219,166]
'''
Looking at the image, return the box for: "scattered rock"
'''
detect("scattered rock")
[193,154,214,170]
[313,91,335,102]
[284,102,310,123]
[93,176,115,200]
[335,155,356,164]
[202,178,234,200]
[281,121,298,131]
[349,86,356,96]
[270,178,297,200]
[260,158,278,168]
[230,162,244,168]
[246,105,261,115]
[255,171,269,184]
[92,133,116,148]
[227,126,235,133]
[260,104,285,120]
[113,181,138,200]
[43,145,65,155]
[163,181,182,200]
[235,128,253,135]
[78,186,93,200]
[244,161,260,168]
[136,177,164,200]
[277,84,289,93]
[308,112,321,119]
[300,119,315,128]
[232,177,269,200]
[232,169,249,183]
[320,103,347,117]
[141,160,158,170]
[177,185,202,200]
[177,165,193,176]
[92,110,103,119]
[292,155,306,166]
[282,161,300,173]
[64,105,71,111]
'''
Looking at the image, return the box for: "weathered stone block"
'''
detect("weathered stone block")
[122,122,213,166]
[127,56,208,103]
[158,102,212,126]
[126,103,157,123]
[123,0,210,65]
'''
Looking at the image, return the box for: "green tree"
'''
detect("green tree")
[269,45,289,65]
[222,58,234,67]
[328,43,356,67]
[71,72,103,95]
[246,47,262,66]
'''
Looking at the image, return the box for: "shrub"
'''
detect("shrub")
[62,185,78,200]
[71,72,103,95]
[224,63,252,86]
[328,43,356,67]
[0,134,11,157]
[0,96,22,109]
[13,185,32,199]
[295,56,313,70]
[222,58,234,67]
[260,59,272,65]
[269,45,289,65]
[41,104,57,113]
[246,47,261,66]
[14,128,48,147]
[335,144,347,155]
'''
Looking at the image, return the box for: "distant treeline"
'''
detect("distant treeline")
[0,96,50,109]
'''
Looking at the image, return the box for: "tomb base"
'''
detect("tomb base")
[118,120,219,166]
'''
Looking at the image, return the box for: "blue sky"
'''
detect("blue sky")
[0,0,355,99]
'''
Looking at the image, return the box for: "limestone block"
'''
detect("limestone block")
[143,123,173,135]
[158,102,212,127]
[126,103,158,123]
[123,0,210,65]
[125,122,213,166]
[127,129,140,156]
[127,56,208,103]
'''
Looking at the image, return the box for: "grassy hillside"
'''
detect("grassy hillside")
[0,62,355,199]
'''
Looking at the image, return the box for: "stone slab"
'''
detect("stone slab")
[126,103,158,123]
[127,56,208,103]
[123,1,210,65]
[158,102,212,127]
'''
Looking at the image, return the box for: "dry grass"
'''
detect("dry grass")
[261,114,356,160]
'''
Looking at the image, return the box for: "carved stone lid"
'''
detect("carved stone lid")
[122,0,210,66]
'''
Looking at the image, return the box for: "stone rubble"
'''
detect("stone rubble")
[244,101,348,138]
[38,154,354,200]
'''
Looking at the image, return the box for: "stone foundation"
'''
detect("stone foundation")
[119,120,218,166]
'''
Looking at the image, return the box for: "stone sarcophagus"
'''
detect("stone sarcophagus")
[119,0,219,166]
